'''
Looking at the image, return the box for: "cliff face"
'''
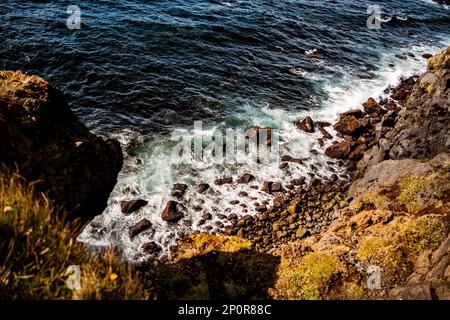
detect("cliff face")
[358,46,450,174]
[0,71,123,222]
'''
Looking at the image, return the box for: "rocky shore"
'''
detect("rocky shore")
[164,46,450,299]
[0,45,448,300]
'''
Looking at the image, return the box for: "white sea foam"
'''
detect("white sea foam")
[79,39,450,262]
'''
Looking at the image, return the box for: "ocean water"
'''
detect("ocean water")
[1,0,449,261]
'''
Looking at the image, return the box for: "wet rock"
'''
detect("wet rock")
[171,183,188,198]
[238,191,248,197]
[333,115,362,136]
[237,173,255,184]
[214,177,233,185]
[228,213,238,220]
[120,199,148,215]
[422,53,433,59]
[273,195,285,208]
[202,213,212,220]
[279,162,289,169]
[129,219,152,239]
[325,141,352,159]
[217,214,227,220]
[263,181,283,194]
[161,201,185,223]
[196,183,210,194]
[281,155,303,164]
[183,220,192,227]
[255,205,268,212]
[341,109,365,119]
[215,221,225,228]
[295,116,315,133]
[317,125,333,139]
[237,215,253,227]
[142,241,162,255]
[363,98,382,114]
[229,200,240,205]
[291,177,306,186]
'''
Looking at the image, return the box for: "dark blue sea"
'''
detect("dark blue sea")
[1,0,449,260]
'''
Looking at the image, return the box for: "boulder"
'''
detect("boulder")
[129,219,152,239]
[333,115,362,136]
[295,116,315,133]
[325,141,352,159]
[142,241,162,255]
[196,183,210,194]
[161,201,185,223]
[362,98,382,114]
[120,199,148,215]
[0,71,123,223]
[171,183,188,198]
[281,155,303,164]
[214,177,233,185]
[237,173,255,184]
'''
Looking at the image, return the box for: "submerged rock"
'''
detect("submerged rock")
[196,183,210,194]
[172,183,188,198]
[237,173,255,184]
[0,71,123,223]
[129,219,152,239]
[161,201,186,223]
[142,241,162,255]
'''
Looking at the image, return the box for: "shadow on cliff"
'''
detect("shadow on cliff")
[142,249,281,300]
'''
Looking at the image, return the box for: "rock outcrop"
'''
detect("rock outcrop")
[0,71,123,222]
[357,46,450,174]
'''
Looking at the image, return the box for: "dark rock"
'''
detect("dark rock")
[279,162,289,169]
[215,221,225,228]
[202,213,212,220]
[341,109,365,119]
[295,116,315,133]
[281,155,303,164]
[237,215,253,226]
[171,183,188,198]
[317,125,333,139]
[325,141,352,159]
[228,213,238,220]
[362,98,382,114]
[237,173,255,184]
[129,219,152,239]
[271,183,283,192]
[120,199,148,215]
[142,241,162,254]
[255,205,267,212]
[196,183,210,194]
[0,71,123,223]
[333,115,362,136]
[422,53,433,59]
[214,177,233,185]
[238,191,248,197]
[161,201,185,223]
[291,177,306,186]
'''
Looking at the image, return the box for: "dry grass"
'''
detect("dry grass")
[0,169,149,300]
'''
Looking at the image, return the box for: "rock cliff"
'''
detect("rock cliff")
[0,71,123,222]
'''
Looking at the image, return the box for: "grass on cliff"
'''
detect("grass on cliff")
[357,216,448,280]
[0,170,149,299]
